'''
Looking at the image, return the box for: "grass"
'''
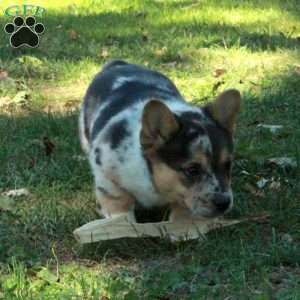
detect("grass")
[0,0,300,299]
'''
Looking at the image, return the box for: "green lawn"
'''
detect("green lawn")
[0,0,300,299]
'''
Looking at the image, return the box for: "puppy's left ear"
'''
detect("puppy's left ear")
[206,89,241,134]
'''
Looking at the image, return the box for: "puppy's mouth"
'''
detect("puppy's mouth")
[187,200,233,218]
[191,207,221,218]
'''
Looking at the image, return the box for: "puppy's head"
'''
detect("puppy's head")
[140,89,241,218]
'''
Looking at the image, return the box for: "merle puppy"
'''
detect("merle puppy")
[79,60,241,222]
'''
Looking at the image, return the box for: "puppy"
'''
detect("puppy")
[79,60,241,222]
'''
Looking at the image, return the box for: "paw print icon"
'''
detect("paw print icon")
[4,16,45,48]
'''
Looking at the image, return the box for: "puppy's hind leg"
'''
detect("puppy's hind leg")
[95,177,136,222]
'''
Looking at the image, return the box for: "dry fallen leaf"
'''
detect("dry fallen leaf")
[213,68,226,78]
[2,188,30,198]
[73,213,269,244]
[0,70,8,81]
[257,124,283,133]
[68,29,79,40]
[268,157,297,169]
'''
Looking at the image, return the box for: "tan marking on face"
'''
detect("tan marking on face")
[222,173,230,187]
[219,148,233,187]
[191,150,209,169]
[150,158,187,205]
[219,148,231,164]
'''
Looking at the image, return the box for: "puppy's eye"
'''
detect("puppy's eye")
[182,163,203,179]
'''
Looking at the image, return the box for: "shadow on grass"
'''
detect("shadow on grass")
[0,110,92,264]
[0,110,88,188]
[0,2,299,65]
[168,0,300,12]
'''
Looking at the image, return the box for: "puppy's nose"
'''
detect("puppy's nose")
[213,194,231,212]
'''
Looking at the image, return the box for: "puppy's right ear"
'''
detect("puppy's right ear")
[205,89,241,134]
[140,100,180,151]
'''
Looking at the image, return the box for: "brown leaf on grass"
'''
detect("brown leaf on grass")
[213,68,226,77]
[43,136,55,156]
[68,29,79,40]
[0,70,8,81]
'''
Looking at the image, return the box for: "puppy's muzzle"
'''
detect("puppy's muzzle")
[212,193,231,213]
